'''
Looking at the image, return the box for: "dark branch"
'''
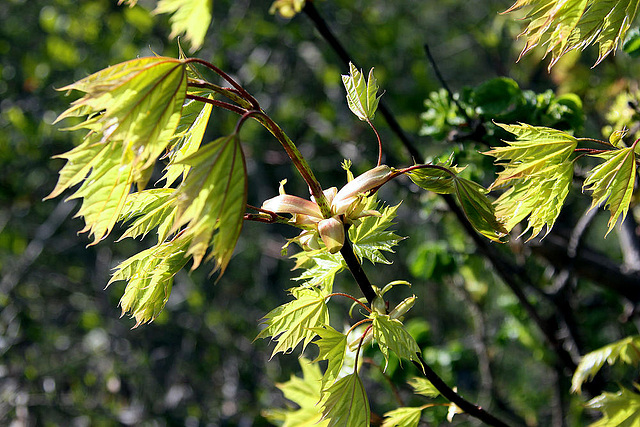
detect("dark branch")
[340,224,377,305]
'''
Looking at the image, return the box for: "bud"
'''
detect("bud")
[389,295,416,320]
[261,194,323,219]
[317,216,345,253]
[332,165,391,215]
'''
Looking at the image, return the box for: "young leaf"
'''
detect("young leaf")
[382,407,423,427]
[56,57,187,184]
[154,0,212,52]
[506,0,640,68]
[583,147,637,235]
[408,377,441,398]
[291,251,345,292]
[108,236,190,327]
[341,62,381,121]
[571,335,640,393]
[320,372,370,427]
[453,176,508,242]
[586,385,640,426]
[162,98,213,187]
[371,312,421,370]
[310,326,348,383]
[173,134,247,273]
[269,357,329,427]
[487,123,576,239]
[407,166,457,194]
[117,189,177,242]
[256,287,329,357]
[349,199,404,265]
[270,0,306,18]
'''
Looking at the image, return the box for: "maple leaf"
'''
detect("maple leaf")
[320,372,370,427]
[310,326,348,383]
[586,385,640,426]
[154,0,212,52]
[349,199,404,265]
[583,147,637,235]
[342,62,382,122]
[371,312,421,370]
[256,287,329,357]
[408,377,441,398]
[382,407,423,427]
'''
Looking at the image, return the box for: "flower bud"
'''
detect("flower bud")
[332,165,391,215]
[317,216,345,253]
[389,295,416,320]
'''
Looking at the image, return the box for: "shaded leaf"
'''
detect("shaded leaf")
[109,236,190,326]
[320,372,370,427]
[256,288,329,357]
[371,313,421,370]
[408,377,441,398]
[408,166,457,194]
[572,335,640,393]
[310,326,348,383]
[453,176,508,242]
[341,62,381,121]
[155,0,212,52]
[173,134,247,273]
[382,407,423,427]
[586,385,640,426]
[583,147,637,235]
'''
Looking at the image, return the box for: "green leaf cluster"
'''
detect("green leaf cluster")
[505,0,640,68]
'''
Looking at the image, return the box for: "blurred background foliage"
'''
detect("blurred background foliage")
[2,0,640,425]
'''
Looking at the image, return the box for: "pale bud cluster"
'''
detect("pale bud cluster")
[261,165,392,253]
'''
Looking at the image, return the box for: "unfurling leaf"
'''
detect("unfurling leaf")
[586,385,640,426]
[371,313,421,370]
[342,62,382,121]
[487,123,576,239]
[256,287,329,357]
[267,357,329,427]
[506,0,640,68]
[172,134,248,273]
[408,377,441,398]
[109,236,190,327]
[51,57,187,243]
[320,372,370,427]
[583,147,637,235]
[310,326,348,383]
[571,335,640,393]
[382,407,423,427]
[154,0,212,52]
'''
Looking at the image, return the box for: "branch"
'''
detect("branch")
[339,224,377,305]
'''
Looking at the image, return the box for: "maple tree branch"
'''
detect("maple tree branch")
[340,224,377,305]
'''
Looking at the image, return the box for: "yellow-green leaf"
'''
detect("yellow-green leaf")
[310,326,348,383]
[453,176,508,242]
[382,407,423,427]
[371,313,421,370]
[586,385,640,426]
[408,377,441,398]
[155,0,212,52]
[109,236,190,327]
[173,134,247,273]
[572,335,640,394]
[270,0,306,18]
[320,372,370,427]
[117,189,176,242]
[256,288,329,357]
[583,147,637,235]
[341,62,381,122]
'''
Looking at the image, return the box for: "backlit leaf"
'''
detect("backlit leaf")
[506,0,640,68]
[310,326,348,383]
[291,250,345,292]
[341,62,381,121]
[256,287,329,357]
[117,189,176,242]
[453,176,508,242]
[408,377,441,398]
[173,134,247,273]
[270,0,306,18]
[155,0,212,52]
[371,312,421,370]
[382,407,423,427]
[586,385,640,426]
[583,147,637,235]
[320,372,370,427]
[109,235,190,327]
[571,335,640,393]
[349,198,404,265]
[487,123,576,239]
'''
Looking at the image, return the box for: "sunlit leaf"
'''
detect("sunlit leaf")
[408,377,441,398]
[173,134,247,273]
[256,287,329,357]
[291,251,345,292]
[310,326,348,383]
[270,0,306,18]
[349,199,404,265]
[371,313,421,370]
[382,407,423,427]
[583,147,637,235]
[162,98,213,187]
[487,123,576,239]
[586,385,640,426]
[108,236,190,327]
[571,335,640,393]
[453,176,508,242]
[407,166,457,194]
[269,357,329,427]
[341,62,381,121]
[320,372,370,427]
[155,0,212,52]
[117,189,176,242]
[506,0,640,68]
